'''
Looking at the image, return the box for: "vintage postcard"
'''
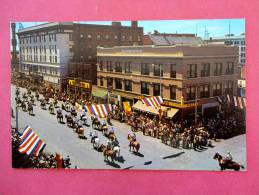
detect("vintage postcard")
[11,19,246,170]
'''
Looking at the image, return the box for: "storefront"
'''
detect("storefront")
[66,78,92,100]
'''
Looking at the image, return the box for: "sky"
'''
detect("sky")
[17,19,245,38]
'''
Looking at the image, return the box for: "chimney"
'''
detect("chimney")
[131,21,138,28]
[112,22,121,27]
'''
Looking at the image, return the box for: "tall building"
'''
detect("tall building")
[16,22,143,89]
[11,23,19,71]
[206,34,245,65]
[96,44,239,115]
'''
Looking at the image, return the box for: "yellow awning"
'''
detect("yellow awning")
[166,108,179,118]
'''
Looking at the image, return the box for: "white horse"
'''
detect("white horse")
[113,146,120,158]
[93,137,100,149]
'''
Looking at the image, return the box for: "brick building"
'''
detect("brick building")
[96,44,239,115]
[17,22,143,89]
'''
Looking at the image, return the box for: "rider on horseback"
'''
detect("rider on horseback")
[222,151,233,165]
[91,131,98,143]
[108,126,115,135]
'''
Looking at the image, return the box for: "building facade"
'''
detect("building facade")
[68,21,143,84]
[17,22,143,88]
[17,22,74,88]
[206,34,245,65]
[96,44,239,113]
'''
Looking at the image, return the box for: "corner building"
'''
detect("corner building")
[96,44,239,115]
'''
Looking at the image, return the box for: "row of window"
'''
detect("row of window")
[20,45,57,55]
[99,77,234,101]
[185,82,234,100]
[21,65,59,75]
[99,61,235,78]
[79,33,142,42]
[20,34,57,44]
[20,55,58,63]
[225,40,245,46]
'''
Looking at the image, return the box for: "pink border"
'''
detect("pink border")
[1,0,259,194]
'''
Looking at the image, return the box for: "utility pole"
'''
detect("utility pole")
[195,86,198,126]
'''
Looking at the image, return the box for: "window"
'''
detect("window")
[49,34,51,42]
[69,33,73,41]
[241,41,245,45]
[105,35,109,40]
[97,35,101,41]
[107,61,113,72]
[225,81,233,95]
[88,34,92,39]
[55,56,57,63]
[241,59,245,64]
[201,63,210,77]
[115,79,122,90]
[213,83,222,96]
[170,85,176,100]
[99,61,103,71]
[114,35,118,40]
[80,34,84,38]
[122,35,126,41]
[115,62,122,72]
[200,85,210,98]
[129,36,133,41]
[100,77,104,86]
[141,82,149,95]
[241,53,245,58]
[226,62,234,75]
[137,36,141,42]
[241,47,245,52]
[141,63,149,75]
[125,80,132,91]
[187,64,197,78]
[234,41,239,45]
[214,63,223,76]
[54,34,56,41]
[44,35,46,42]
[50,56,52,63]
[170,64,176,78]
[124,62,131,73]
[186,87,196,101]
[153,64,163,77]
[107,77,113,87]
[153,83,161,96]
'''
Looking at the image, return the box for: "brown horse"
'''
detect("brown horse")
[103,147,116,163]
[127,134,140,153]
[213,153,245,171]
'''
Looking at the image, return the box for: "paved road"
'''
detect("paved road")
[11,85,247,170]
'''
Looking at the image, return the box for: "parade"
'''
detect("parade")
[11,73,246,170]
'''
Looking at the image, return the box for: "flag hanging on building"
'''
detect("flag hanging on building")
[87,104,112,118]
[123,102,132,113]
[141,96,163,109]
[18,126,46,157]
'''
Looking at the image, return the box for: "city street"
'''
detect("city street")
[11,85,247,170]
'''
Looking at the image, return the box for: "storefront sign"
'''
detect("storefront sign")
[163,101,198,108]
[68,79,91,90]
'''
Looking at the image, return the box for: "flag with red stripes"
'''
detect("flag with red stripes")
[18,126,46,157]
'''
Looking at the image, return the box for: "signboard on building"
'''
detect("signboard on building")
[163,101,198,109]
[68,79,92,90]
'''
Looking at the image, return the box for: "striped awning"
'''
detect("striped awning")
[141,96,163,109]
[18,126,46,157]
[87,104,112,118]
[217,95,246,109]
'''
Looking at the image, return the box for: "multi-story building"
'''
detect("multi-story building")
[206,34,245,65]
[69,21,143,85]
[17,22,74,88]
[17,22,143,89]
[96,44,239,115]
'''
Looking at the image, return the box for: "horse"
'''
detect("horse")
[66,115,74,127]
[108,133,116,141]
[101,124,108,135]
[92,118,101,130]
[92,137,100,149]
[56,112,63,123]
[49,104,55,114]
[21,101,27,111]
[27,104,33,115]
[213,152,245,171]
[103,147,116,163]
[71,108,77,117]
[127,134,140,153]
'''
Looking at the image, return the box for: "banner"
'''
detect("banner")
[123,102,132,113]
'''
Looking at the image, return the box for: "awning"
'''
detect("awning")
[92,89,107,99]
[132,101,159,115]
[166,108,179,118]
